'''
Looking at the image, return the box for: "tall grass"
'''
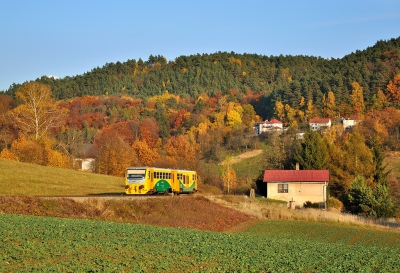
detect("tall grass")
[209,195,400,231]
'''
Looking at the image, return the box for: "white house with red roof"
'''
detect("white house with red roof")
[308,118,331,131]
[253,118,283,135]
[263,169,329,208]
[341,115,358,130]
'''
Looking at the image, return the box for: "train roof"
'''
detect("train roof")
[126,166,196,172]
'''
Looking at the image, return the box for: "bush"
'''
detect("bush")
[303,201,320,209]
[327,197,343,212]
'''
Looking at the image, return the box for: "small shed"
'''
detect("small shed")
[263,169,329,208]
[74,144,95,172]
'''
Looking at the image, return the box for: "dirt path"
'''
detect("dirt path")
[219,149,263,165]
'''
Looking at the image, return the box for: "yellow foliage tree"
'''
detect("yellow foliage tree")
[46,148,68,168]
[132,140,158,167]
[306,100,319,119]
[0,148,19,161]
[322,91,336,118]
[226,109,242,129]
[8,82,64,140]
[285,104,296,125]
[10,134,46,165]
[351,82,364,116]
[148,90,180,105]
[275,101,285,121]
[164,135,197,170]
[221,156,237,194]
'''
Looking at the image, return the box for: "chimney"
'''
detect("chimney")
[296,163,299,170]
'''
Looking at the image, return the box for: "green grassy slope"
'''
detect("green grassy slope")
[0,159,123,196]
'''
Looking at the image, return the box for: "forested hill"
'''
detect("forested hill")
[5,37,400,119]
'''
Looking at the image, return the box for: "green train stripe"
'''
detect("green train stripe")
[179,181,196,192]
[154,180,171,192]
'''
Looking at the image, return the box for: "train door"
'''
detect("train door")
[171,170,178,193]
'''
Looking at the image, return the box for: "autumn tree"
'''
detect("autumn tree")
[132,139,159,166]
[221,156,237,194]
[57,128,85,158]
[351,82,364,116]
[263,133,295,170]
[386,73,400,104]
[241,104,256,132]
[8,82,64,140]
[7,134,46,165]
[164,135,198,170]
[305,100,319,119]
[93,128,137,176]
[328,132,375,197]
[139,118,160,148]
[226,105,242,129]
[274,101,285,122]
[0,94,15,150]
[322,91,336,118]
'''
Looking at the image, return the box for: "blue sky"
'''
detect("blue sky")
[1,0,400,91]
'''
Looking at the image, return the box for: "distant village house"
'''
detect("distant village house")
[340,115,358,130]
[308,118,331,131]
[253,118,283,135]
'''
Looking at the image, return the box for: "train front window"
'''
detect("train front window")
[126,169,146,184]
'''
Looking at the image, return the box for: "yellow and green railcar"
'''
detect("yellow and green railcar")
[124,167,198,195]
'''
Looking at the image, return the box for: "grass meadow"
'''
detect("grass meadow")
[0,158,123,196]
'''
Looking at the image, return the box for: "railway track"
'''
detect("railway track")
[4,193,200,202]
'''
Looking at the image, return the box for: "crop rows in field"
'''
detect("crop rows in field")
[0,214,399,272]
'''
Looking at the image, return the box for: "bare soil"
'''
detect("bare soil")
[219,149,263,165]
[0,195,255,232]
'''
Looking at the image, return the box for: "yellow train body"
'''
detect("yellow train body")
[124,167,198,195]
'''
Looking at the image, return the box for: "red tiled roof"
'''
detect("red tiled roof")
[308,118,331,124]
[263,170,329,183]
[267,118,282,124]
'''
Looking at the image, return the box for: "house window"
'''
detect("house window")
[278,183,288,193]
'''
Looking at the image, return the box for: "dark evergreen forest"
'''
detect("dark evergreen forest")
[5,37,400,119]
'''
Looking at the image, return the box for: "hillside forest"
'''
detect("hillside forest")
[1,37,400,218]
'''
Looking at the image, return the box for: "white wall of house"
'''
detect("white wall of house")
[309,119,331,131]
[74,158,95,172]
[254,120,283,135]
[266,182,327,207]
[342,118,357,129]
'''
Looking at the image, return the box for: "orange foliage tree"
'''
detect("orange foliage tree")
[164,135,198,170]
[0,94,15,150]
[386,74,400,104]
[93,128,137,176]
[139,118,160,148]
[131,139,159,166]
[8,134,46,165]
[351,82,365,116]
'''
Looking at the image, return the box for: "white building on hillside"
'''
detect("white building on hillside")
[308,118,331,131]
[253,118,283,135]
